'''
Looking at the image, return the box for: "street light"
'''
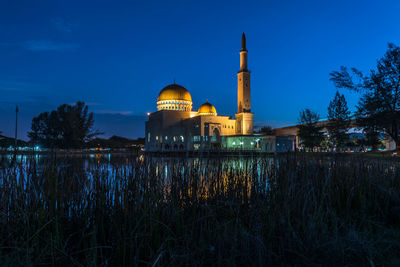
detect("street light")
[14,105,18,151]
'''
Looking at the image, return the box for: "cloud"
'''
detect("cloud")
[86,102,102,106]
[0,40,79,52]
[94,110,134,115]
[22,40,79,51]
[0,79,50,105]
[51,18,76,33]
[67,102,102,107]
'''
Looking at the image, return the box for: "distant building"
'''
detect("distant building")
[145,33,294,152]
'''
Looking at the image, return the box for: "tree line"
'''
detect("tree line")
[298,91,354,151]
[28,101,101,149]
[298,43,400,151]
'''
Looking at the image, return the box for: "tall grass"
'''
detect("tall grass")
[0,153,399,266]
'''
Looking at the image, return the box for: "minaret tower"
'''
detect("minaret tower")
[235,33,254,135]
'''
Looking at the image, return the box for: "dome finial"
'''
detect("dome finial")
[241,32,246,51]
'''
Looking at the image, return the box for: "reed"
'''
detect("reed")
[0,153,399,266]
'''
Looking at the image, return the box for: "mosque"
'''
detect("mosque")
[145,33,295,152]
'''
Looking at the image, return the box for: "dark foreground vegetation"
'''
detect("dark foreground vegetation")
[1,153,399,266]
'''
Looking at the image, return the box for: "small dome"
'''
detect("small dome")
[157,84,192,102]
[198,102,217,116]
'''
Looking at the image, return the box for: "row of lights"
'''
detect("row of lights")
[232,141,257,146]
[158,100,191,105]
[155,135,185,142]
[158,105,190,111]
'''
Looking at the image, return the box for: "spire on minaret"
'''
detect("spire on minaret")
[239,32,248,72]
[241,32,246,51]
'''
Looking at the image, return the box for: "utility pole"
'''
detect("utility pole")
[15,105,18,150]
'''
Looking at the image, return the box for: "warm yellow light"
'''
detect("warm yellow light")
[147,112,150,116]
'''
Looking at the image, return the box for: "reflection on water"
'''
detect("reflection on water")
[0,153,275,202]
[0,152,272,178]
[3,152,398,222]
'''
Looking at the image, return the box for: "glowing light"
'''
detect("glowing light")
[147,112,150,116]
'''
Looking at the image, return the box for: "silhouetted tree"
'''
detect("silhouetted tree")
[327,91,350,150]
[330,43,400,150]
[258,126,273,135]
[363,127,381,151]
[28,102,99,148]
[297,109,324,151]
[29,111,60,148]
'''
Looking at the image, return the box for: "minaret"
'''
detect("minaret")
[237,33,250,113]
[236,33,254,135]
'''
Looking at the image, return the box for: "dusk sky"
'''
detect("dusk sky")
[1,0,400,139]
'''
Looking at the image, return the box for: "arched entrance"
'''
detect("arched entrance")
[210,128,221,149]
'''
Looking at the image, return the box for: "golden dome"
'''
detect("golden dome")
[156,84,193,112]
[157,84,192,102]
[198,102,217,115]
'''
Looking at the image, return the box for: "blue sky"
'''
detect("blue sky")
[1,0,400,139]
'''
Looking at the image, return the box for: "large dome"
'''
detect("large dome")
[157,84,192,102]
[157,84,193,111]
[198,102,217,116]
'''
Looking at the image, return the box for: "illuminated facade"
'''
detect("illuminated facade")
[145,33,295,152]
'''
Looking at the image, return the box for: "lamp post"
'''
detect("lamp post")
[14,105,18,151]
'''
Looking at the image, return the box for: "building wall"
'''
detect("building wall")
[146,110,296,153]
[145,110,237,152]
[222,135,275,152]
[235,112,254,135]
[145,110,192,151]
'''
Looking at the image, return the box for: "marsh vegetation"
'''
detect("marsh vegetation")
[0,153,399,266]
